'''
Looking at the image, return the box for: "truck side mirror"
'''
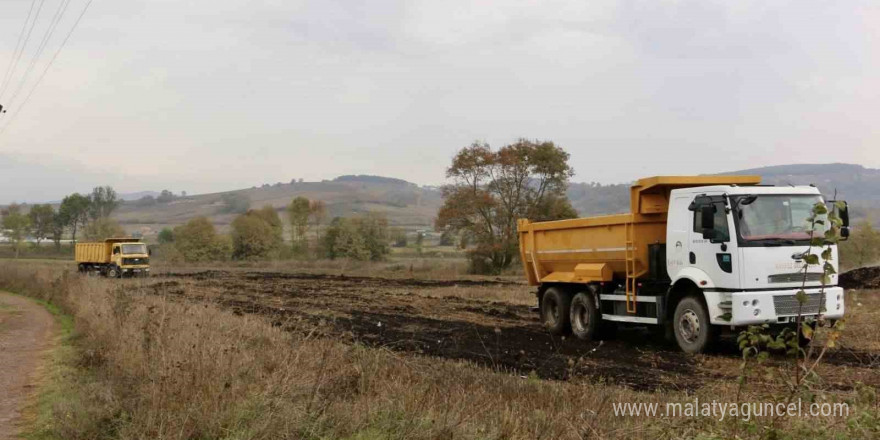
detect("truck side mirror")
[839,201,849,227]
[700,205,715,239]
[841,227,850,239]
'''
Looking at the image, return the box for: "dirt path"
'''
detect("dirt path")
[0,292,56,440]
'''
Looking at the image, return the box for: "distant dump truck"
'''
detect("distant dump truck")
[75,238,150,278]
[518,176,849,353]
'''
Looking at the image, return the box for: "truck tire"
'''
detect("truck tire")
[570,291,599,340]
[673,296,717,353]
[106,266,120,279]
[541,287,572,335]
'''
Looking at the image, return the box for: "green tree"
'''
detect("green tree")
[88,186,120,220]
[51,211,66,250]
[288,196,311,245]
[415,231,425,255]
[173,217,231,262]
[28,204,55,245]
[435,139,577,273]
[156,190,175,204]
[59,193,90,242]
[231,208,282,259]
[157,227,175,244]
[321,214,390,261]
[83,217,126,241]
[2,204,32,258]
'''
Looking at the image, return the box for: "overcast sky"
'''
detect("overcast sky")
[0,0,877,203]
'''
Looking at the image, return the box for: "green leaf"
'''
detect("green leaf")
[796,290,808,304]
[821,248,833,260]
[813,203,828,215]
[757,351,769,362]
[803,254,819,265]
[801,323,814,340]
[824,261,837,274]
[810,237,826,247]
[815,219,825,225]
[835,201,847,211]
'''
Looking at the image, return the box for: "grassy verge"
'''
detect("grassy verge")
[0,261,876,439]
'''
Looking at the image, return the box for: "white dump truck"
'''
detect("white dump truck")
[518,176,849,353]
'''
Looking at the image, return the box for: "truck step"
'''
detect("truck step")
[600,294,659,303]
[601,314,658,324]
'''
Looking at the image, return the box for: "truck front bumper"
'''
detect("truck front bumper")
[121,267,150,276]
[706,287,845,326]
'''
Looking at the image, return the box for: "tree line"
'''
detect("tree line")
[159,196,392,262]
[1,186,124,258]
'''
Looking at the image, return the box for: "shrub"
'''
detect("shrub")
[172,217,231,262]
[321,214,390,261]
[231,208,282,259]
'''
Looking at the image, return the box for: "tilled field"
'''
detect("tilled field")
[138,270,879,393]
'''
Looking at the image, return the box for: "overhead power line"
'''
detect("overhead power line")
[0,0,94,138]
[0,0,41,99]
[5,0,75,107]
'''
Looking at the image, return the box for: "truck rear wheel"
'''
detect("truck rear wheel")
[570,292,599,341]
[541,287,571,335]
[673,296,717,353]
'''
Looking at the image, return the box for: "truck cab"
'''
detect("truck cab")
[110,241,151,277]
[666,185,845,335]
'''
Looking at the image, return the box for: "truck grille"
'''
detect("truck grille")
[772,293,825,316]
[768,273,823,284]
[123,257,149,265]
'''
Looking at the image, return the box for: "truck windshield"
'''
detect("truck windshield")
[733,195,825,245]
[121,244,147,254]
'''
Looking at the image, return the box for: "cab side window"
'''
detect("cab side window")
[693,201,730,242]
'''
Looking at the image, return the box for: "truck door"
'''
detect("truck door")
[688,196,739,289]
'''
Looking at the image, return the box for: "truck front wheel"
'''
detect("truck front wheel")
[541,287,571,335]
[673,296,717,353]
[106,266,120,279]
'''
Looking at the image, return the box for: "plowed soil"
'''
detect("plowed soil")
[139,270,879,393]
[840,266,880,289]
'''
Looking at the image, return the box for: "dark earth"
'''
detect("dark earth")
[136,270,879,393]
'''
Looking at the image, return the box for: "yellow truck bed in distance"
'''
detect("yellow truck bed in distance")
[75,242,112,264]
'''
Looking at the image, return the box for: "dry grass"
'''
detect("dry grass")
[0,260,877,439]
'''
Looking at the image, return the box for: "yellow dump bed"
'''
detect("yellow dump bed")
[518,176,761,286]
[75,242,112,263]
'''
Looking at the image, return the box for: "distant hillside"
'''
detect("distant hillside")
[114,178,443,239]
[566,163,880,225]
[110,163,879,240]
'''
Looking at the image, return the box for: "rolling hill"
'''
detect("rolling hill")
[57,163,880,240]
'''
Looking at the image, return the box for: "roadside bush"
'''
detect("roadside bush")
[321,213,390,261]
[840,219,880,269]
[231,207,282,259]
[157,227,174,244]
[172,217,231,262]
